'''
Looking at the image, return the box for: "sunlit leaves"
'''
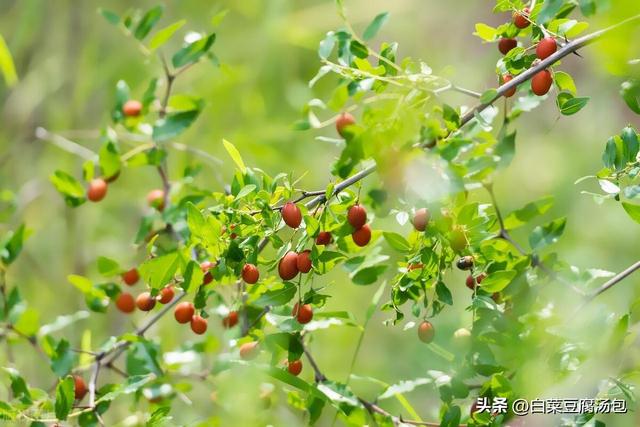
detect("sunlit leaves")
[149,20,186,51]
[554,71,577,95]
[222,139,247,173]
[473,23,498,41]
[139,252,182,290]
[479,270,517,292]
[503,196,554,230]
[50,170,86,207]
[0,34,18,87]
[99,139,121,179]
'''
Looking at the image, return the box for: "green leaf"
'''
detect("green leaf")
[325,182,335,201]
[351,265,387,285]
[621,79,640,115]
[97,256,120,277]
[68,275,109,312]
[97,374,155,403]
[126,342,163,376]
[349,40,368,59]
[436,281,453,305]
[382,232,411,252]
[554,71,576,95]
[211,9,229,26]
[254,282,297,307]
[363,12,389,40]
[529,217,567,250]
[503,196,554,230]
[14,307,39,336]
[50,170,86,207]
[4,368,32,404]
[0,401,17,420]
[134,6,163,40]
[557,94,589,115]
[99,140,121,179]
[235,184,256,200]
[441,404,461,427]
[0,34,18,86]
[479,270,517,292]
[1,224,28,265]
[142,78,158,109]
[222,139,247,173]
[152,109,201,142]
[578,0,597,16]
[172,33,216,68]
[186,202,206,236]
[149,20,186,51]
[50,339,75,377]
[318,32,336,59]
[139,252,182,289]
[622,202,640,224]
[98,8,120,25]
[55,376,75,420]
[473,23,497,42]
[537,0,563,24]
[181,260,204,292]
[621,126,639,161]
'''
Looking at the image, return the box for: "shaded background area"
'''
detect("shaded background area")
[1,0,640,425]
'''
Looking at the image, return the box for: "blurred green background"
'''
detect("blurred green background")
[1,0,640,425]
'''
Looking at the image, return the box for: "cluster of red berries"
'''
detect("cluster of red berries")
[497,8,557,98]
[347,204,371,247]
[174,301,208,335]
[115,268,175,314]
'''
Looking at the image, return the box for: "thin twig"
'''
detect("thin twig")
[303,344,326,383]
[88,361,100,408]
[585,259,640,302]
[34,127,97,161]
